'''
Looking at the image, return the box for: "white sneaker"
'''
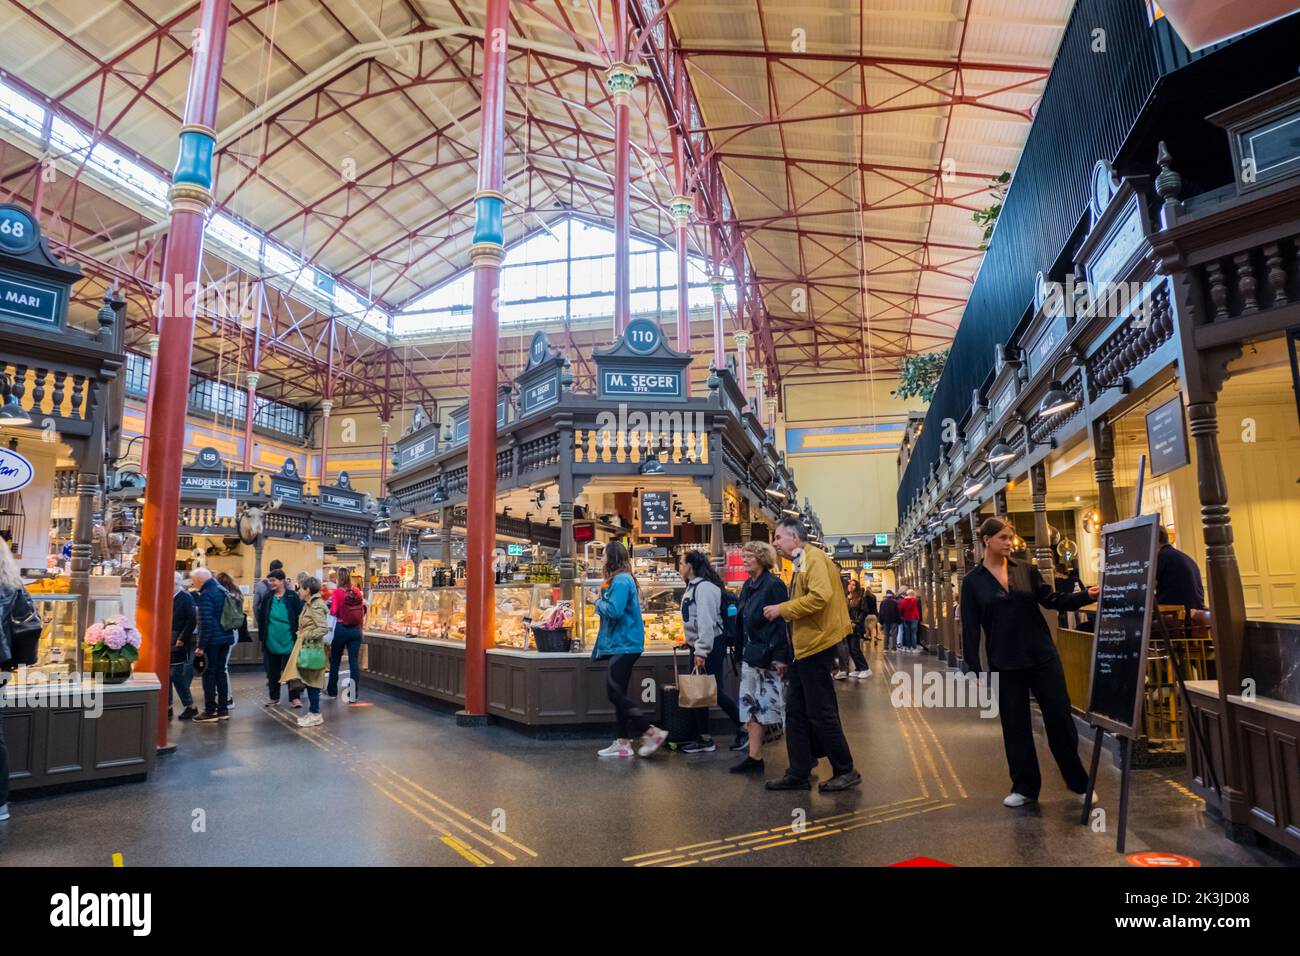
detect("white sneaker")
[637,726,669,757]
[857,669,873,678]
[297,713,323,728]
[597,740,635,757]
[832,671,848,680]
[0,803,9,822]
[1003,792,1035,808]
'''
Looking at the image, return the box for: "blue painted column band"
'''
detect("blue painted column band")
[472,195,504,246]
[174,129,215,189]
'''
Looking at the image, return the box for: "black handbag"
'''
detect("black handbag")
[3,592,41,668]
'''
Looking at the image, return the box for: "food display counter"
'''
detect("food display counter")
[362,578,730,729]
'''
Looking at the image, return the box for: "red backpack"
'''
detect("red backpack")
[338,588,366,628]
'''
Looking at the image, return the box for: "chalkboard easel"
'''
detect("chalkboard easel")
[1079,510,1160,853]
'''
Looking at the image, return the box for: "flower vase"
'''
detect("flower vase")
[92,657,133,685]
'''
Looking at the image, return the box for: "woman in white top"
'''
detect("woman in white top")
[678,550,741,754]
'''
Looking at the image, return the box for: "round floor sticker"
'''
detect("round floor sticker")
[1127,851,1201,867]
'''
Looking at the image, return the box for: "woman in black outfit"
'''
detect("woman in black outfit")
[730,541,792,774]
[960,516,1099,808]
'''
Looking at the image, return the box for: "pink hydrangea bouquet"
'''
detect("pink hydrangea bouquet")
[84,614,142,666]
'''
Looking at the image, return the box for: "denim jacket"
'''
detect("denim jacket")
[591,572,645,659]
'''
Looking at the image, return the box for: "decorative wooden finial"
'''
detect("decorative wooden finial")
[1155,140,1182,208]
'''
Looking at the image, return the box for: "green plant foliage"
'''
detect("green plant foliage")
[971,171,1012,250]
[892,349,950,404]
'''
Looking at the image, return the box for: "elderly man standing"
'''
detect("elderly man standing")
[190,567,237,723]
[762,518,861,792]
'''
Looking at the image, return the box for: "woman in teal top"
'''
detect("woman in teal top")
[589,542,666,758]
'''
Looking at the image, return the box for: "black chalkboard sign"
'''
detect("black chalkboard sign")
[638,490,673,537]
[1145,395,1190,478]
[1085,514,1160,738]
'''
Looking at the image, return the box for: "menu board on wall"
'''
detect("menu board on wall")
[638,490,673,537]
[1085,514,1160,738]
[1144,395,1190,477]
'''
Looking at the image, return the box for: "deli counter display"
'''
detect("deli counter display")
[577,578,686,650]
[12,593,125,682]
[365,585,563,650]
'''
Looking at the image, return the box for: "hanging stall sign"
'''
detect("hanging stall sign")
[396,428,439,470]
[1145,395,1191,477]
[0,203,79,333]
[516,330,565,418]
[270,457,305,502]
[0,446,34,493]
[448,395,510,446]
[180,447,253,496]
[593,319,691,403]
[638,490,673,537]
[1086,514,1160,739]
[319,484,364,514]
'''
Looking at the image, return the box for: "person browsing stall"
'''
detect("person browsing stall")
[960,516,1099,808]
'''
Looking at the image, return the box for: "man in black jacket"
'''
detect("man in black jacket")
[878,590,901,650]
[256,569,303,706]
[1156,526,1206,612]
[170,573,198,720]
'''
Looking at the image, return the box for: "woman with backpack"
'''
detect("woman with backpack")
[678,550,742,755]
[327,568,365,702]
[216,572,249,710]
[282,576,329,728]
[730,541,791,774]
[590,541,667,758]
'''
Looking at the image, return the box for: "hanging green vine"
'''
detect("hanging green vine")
[971,171,1012,250]
[892,349,949,404]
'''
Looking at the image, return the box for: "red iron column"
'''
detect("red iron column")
[240,371,258,468]
[135,0,231,751]
[462,0,509,723]
[669,62,691,353]
[608,0,635,338]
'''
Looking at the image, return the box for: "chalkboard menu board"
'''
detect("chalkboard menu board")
[1145,395,1190,478]
[638,490,673,537]
[1086,514,1160,738]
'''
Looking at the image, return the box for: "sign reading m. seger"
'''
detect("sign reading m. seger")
[599,368,685,400]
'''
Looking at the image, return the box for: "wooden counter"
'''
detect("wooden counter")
[3,673,159,794]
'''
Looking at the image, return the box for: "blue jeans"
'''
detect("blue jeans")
[307,686,321,714]
[901,620,918,649]
[327,625,362,699]
[884,622,899,650]
[169,651,194,709]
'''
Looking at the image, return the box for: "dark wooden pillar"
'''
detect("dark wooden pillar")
[951,520,966,666]
[1030,461,1054,581]
[1091,419,1120,525]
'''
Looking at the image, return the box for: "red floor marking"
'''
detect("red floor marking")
[347,702,374,708]
[889,856,955,867]
[1126,851,1201,867]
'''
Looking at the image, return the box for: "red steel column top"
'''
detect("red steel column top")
[183,0,231,129]
[477,0,509,197]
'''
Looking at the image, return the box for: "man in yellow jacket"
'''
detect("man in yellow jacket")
[763,517,861,792]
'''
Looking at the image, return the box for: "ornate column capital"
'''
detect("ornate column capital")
[245,371,260,390]
[604,62,638,103]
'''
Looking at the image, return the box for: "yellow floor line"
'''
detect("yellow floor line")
[667,859,701,867]
[798,828,841,841]
[675,839,724,851]
[723,829,771,841]
[624,848,676,862]
[441,836,490,867]
[749,838,798,852]
[701,848,753,862]
[898,693,950,800]
[635,854,684,866]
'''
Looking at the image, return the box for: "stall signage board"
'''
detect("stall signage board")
[0,447,34,493]
[600,368,684,400]
[1026,310,1070,379]
[320,488,363,513]
[180,470,252,496]
[638,490,673,537]
[1145,395,1191,478]
[270,478,302,501]
[1085,513,1160,739]
[0,268,63,327]
[398,433,438,469]
[521,375,559,416]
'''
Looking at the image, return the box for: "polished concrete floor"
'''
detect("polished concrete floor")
[1,642,1293,867]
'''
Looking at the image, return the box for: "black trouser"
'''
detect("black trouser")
[201,643,232,714]
[689,642,740,739]
[785,644,855,780]
[846,632,869,671]
[327,624,363,698]
[997,655,1089,799]
[262,646,301,703]
[605,653,650,740]
[0,707,9,807]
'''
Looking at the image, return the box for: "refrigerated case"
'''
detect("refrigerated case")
[365,584,564,650]
[577,578,687,651]
[13,592,125,682]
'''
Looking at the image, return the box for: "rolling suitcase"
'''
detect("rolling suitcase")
[660,683,696,744]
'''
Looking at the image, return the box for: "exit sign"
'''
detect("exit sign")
[506,544,525,556]
[874,534,888,546]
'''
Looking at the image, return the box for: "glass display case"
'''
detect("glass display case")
[364,585,564,650]
[577,578,687,651]
[11,593,122,682]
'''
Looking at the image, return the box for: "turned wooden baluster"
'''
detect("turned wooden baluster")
[1263,242,1288,307]
[1205,260,1230,319]
[1233,252,1258,314]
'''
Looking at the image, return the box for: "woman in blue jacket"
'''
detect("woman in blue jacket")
[590,541,667,758]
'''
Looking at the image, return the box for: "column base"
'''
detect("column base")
[455,711,492,727]
[157,742,178,756]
